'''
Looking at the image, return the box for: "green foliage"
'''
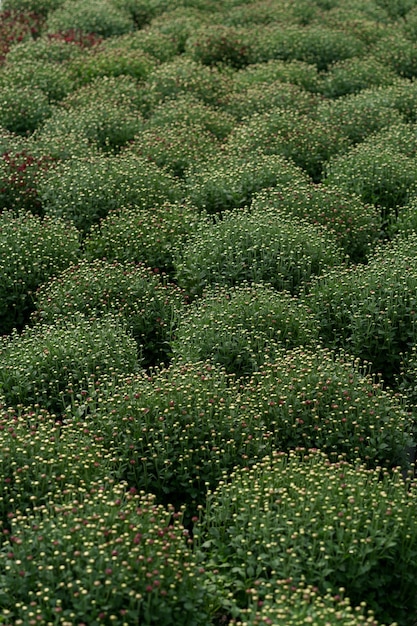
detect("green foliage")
[0,408,116,522]
[39,100,144,152]
[319,55,399,98]
[226,107,350,182]
[373,32,417,78]
[147,93,235,139]
[99,27,180,62]
[374,0,417,19]
[315,89,404,145]
[0,482,213,625]
[112,0,172,28]
[171,283,320,376]
[5,34,84,64]
[184,152,309,214]
[0,210,79,334]
[67,44,157,87]
[38,153,182,233]
[175,208,344,298]
[59,73,144,110]
[240,347,412,469]
[149,7,211,53]
[1,0,64,15]
[232,58,322,92]
[67,362,267,512]
[185,24,253,68]
[229,580,380,626]
[201,450,417,626]
[306,233,417,384]
[251,24,365,70]
[46,0,135,37]
[0,314,138,414]
[0,84,52,134]
[126,121,219,177]
[34,259,184,367]
[84,201,209,276]
[324,141,417,225]
[251,183,381,263]
[0,58,75,102]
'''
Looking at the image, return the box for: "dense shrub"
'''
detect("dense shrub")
[174,208,344,298]
[372,32,417,78]
[45,0,135,37]
[126,121,220,177]
[149,7,211,53]
[2,0,64,15]
[60,74,144,110]
[0,58,75,101]
[34,259,184,367]
[0,314,138,414]
[222,0,318,27]
[38,153,182,233]
[0,210,79,334]
[142,57,231,113]
[315,90,404,145]
[226,107,350,181]
[306,233,417,384]
[324,142,417,226]
[184,152,309,214]
[0,482,213,625]
[185,24,253,68]
[4,33,84,63]
[112,0,172,28]
[318,56,399,98]
[67,44,157,87]
[232,58,322,92]
[0,408,116,522]
[84,201,209,276]
[251,24,365,70]
[250,183,381,262]
[99,27,180,62]
[39,100,144,152]
[171,283,320,376]
[240,347,412,469]
[374,0,417,19]
[147,93,235,139]
[230,580,380,626]
[0,9,44,63]
[201,450,417,626]
[0,84,52,134]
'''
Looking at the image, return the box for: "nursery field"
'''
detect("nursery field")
[3,0,417,624]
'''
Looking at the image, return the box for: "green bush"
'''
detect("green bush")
[174,208,344,298]
[318,56,399,98]
[142,57,231,113]
[0,408,116,522]
[240,347,412,469]
[147,93,235,139]
[230,580,380,626]
[39,100,144,152]
[250,183,381,263]
[112,0,172,28]
[306,233,417,384]
[4,34,84,63]
[315,89,404,145]
[222,0,317,27]
[0,482,213,625]
[373,32,417,78]
[251,24,365,70]
[184,152,310,214]
[34,259,184,367]
[99,27,180,62]
[38,153,182,233]
[171,283,320,376]
[223,81,323,121]
[67,361,267,512]
[0,314,138,414]
[226,108,350,182]
[46,0,135,37]
[324,142,417,226]
[232,58,322,92]
[1,0,64,15]
[149,7,210,53]
[67,44,157,87]
[0,210,79,334]
[126,121,220,177]
[0,84,52,134]
[59,73,145,111]
[0,59,75,102]
[374,0,417,19]
[185,24,253,68]
[201,450,417,626]
[84,201,209,276]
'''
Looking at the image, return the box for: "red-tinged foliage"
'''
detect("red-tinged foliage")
[0,10,44,64]
[47,28,103,48]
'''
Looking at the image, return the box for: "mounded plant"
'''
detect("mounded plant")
[38,152,182,233]
[34,259,184,367]
[0,210,79,335]
[0,313,139,414]
[200,450,417,626]
[174,208,344,298]
[0,84,52,134]
[185,24,253,68]
[4,33,84,63]
[318,55,399,98]
[0,481,214,625]
[372,32,417,79]
[171,283,319,376]
[45,0,135,38]
[0,58,76,102]
[84,201,209,277]
[231,58,322,93]
[250,183,381,263]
